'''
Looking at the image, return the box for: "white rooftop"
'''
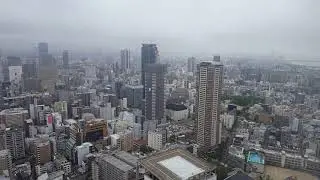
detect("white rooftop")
[158,155,204,179]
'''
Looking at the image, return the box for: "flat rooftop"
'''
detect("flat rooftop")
[114,151,138,167]
[102,154,134,172]
[158,156,205,179]
[141,148,213,180]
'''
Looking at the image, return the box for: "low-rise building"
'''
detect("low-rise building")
[54,156,71,175]
[148,130,166,150]
[141,148,215,180]
[93,154,135,180]
[166,104,188,121]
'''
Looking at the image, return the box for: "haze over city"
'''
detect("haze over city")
[1,0,320,57]
[1,1,320,180]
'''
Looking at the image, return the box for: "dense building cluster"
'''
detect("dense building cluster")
[1,41,320,180]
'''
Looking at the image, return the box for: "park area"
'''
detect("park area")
[264,165,318,180]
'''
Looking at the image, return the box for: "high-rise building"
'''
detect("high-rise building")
[0,149,12,177]
[93,154,135,180]
[114,81,124,99]
[38,42,57,92]
[7,56,22,66]
[126,85,143,108]
[119,130,133,152]
[144,63,166,124]
[195,56,223,147]
[38,42,48,55]
[83,119,108,142]
[187,57,196,73]
[5,127,26,160]
[62,50,69,68]
[22,58,40,92]
[120,49,130,73]
[32,139,52,165]
[147,130,166,150]
[0,108,28,128]
[65,120,82,160]
[141,44,158,98]
[75,142,93,166]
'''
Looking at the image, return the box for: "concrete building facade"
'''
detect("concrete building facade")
[195,57,223,147]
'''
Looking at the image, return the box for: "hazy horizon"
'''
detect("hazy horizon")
[0,0,319,58]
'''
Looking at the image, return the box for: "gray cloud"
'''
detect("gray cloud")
[0,0,319,56]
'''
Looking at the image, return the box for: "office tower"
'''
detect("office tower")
[144,64,166,124]
[38,42,48,55]
[147,129,167,150]
[0,58,5,82]
[77,92,91,106]
[62,50,69,68]
[84,64,97,86]
[187,57,196,73]
[32,139,52,165]
[0,149,13,177]
[0,108,28,128]
[53,101,68,121]
[22,58,40,92]
[119,130,133,152]
[7,56,22,66]
[83,119,108,142]
[5,127,26,160]
[120,49,130,73]
[65,121,82,160]
[141,44,159,98]
[38,42,52,65]
[126,85,143,108]
[8,66,22,84]
[38,42,57,93]
[0,125,5,150]
[195,57,223,147]
[115,81,124,99]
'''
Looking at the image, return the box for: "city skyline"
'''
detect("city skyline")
[1,1,320,180]
[0,0,320,57]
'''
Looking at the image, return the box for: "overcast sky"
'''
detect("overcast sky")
[0,0,319,56]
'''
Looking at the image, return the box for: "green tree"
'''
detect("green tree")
[168,135,176,143]
[140,145,153,154]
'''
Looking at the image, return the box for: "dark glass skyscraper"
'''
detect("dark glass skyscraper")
[141,44,158,98]
[38,42,52,65]
[62,50,69,68]
[38,42,48,55]
[144,63,166,124]
[120,49,130,73]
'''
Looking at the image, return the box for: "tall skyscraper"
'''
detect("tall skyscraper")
[38,42,52,65]
[22,58,41,92]
[120,49,130,73]
[195,56,223,147]
[37,42,58,92]
[141,44,158,98]
[5,127,26,160]
[38,42,48,55]
[0,149,13,178]
[187,57,196,73]
[62,50,69,68]
[32,139,52,165]
[144,63,166,124]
